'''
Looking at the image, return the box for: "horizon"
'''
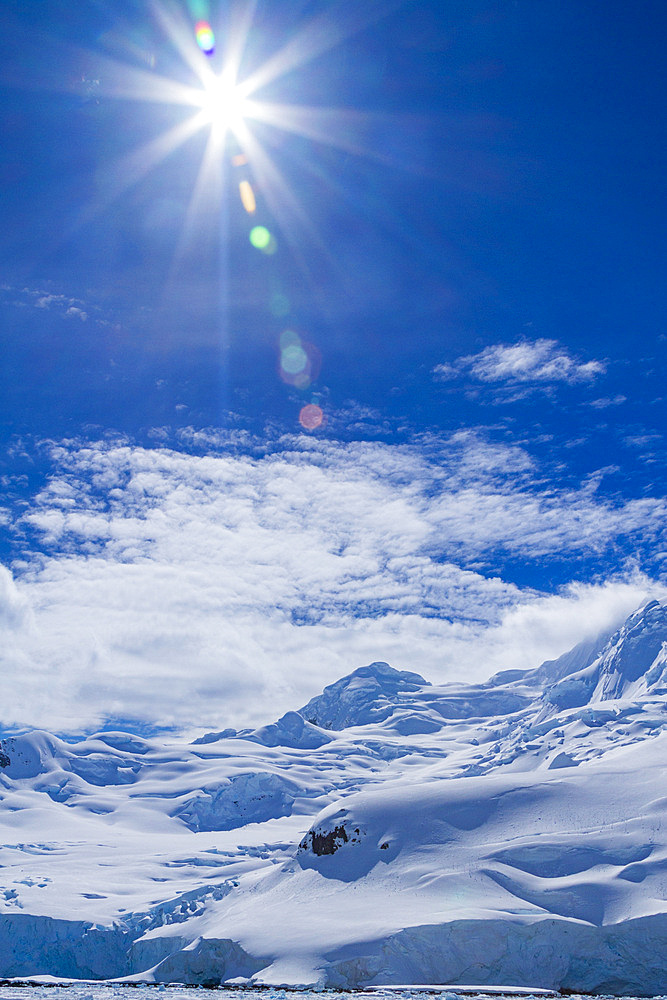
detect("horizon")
[1,0,665,736]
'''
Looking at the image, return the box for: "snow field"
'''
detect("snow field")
[0,602,666,992]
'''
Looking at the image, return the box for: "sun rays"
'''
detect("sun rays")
[71,0,402,254]
[15,0,404,429]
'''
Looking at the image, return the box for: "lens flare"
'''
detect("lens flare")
[299,403,324,431]
[195,21,215,55]
[278,331,321,388]
[249,226,276,253]
[282,343,308,375]
[249,226,271,249]
[239,180,256,214]
[280,329,300,349]
[187,0,209,19]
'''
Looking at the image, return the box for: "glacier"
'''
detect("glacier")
[0,600,666,993]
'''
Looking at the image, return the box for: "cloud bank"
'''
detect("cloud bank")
[2,432,664,735]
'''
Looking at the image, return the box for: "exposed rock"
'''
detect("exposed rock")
[299,824,350,856]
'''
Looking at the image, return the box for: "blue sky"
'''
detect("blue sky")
[0,0,665,735]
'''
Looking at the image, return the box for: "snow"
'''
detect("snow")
[0,601,666,993]
[298,662,429,730]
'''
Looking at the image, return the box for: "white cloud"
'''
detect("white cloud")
[2,434,665,736]
[434,339,605,389]
[623,432,662,449]
[476,578,663,677]
[35,294,62,309]
[589,395,627,409]
[0,565,32,631]
[1,286,94,325]
[33,291,88,319]
[66,306,88,321]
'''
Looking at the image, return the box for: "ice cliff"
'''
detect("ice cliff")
[0,600,666,993]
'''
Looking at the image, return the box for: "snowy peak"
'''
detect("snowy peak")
[593,599,667,701]
[295,601,667,739]
[245,711,332,749]
[299,661,428,730]
[542,599,667,711]
[528,628,616,688]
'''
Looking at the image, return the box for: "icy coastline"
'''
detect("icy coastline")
[0,602,666,993]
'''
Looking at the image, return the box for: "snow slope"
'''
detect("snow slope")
[0,601,666,993]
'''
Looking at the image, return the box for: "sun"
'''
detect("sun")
[67,0,396,264]
[195,68,250,140]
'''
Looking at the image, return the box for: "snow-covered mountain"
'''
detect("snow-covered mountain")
[0,601,666,993]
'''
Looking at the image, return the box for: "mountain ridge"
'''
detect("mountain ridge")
[0,599,665,992]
